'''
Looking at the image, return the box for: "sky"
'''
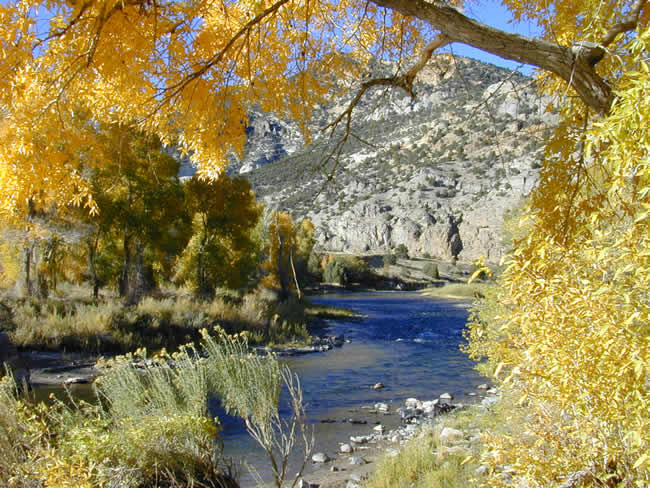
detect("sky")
[441,0,543,75]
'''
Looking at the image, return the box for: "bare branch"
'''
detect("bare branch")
[601,0,647,48]
[324,34,450,133]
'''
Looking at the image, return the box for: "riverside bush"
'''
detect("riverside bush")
[1,329,310,488]
[2,289,317,352]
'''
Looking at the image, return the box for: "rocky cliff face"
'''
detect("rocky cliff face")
[242,56,555,263]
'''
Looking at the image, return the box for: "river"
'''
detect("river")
[219,291,485,486]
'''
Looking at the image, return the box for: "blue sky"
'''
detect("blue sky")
[441,0,542,75]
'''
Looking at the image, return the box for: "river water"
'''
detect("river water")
[219,291,485,485]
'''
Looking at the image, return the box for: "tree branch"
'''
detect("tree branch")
[601,0,647,48]
[369,0,625,114]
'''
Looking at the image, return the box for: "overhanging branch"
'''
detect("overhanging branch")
[369,0,649,114]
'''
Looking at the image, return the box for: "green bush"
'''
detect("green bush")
[323,260,348,285]
[395,244,409,259]
[383,254,397,267]
[423,262,440,280]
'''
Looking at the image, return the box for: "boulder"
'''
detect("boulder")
[312,452,330,463]
[348,456,367,465]
[439,427,464,443]
[339,443,353,453]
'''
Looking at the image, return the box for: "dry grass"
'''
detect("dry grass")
[420,282,493,300]
[1,288,341,353]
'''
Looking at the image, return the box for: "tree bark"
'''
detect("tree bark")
[119,231,131,298]
[370,0,613,114]
[276,225,290,302]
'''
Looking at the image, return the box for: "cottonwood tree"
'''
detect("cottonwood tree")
[88,125,190,301]
[175,175,261,297]
[0,0,649,485]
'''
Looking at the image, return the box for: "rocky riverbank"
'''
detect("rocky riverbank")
[292,385,500,488]
[0,332,353,388]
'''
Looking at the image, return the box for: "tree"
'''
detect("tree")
[88,125,190,301]
[262,211,296,301]
[2,0,646,218]
[175,175,262,297]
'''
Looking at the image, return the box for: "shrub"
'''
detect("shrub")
[423,262,440,280]
[323,260,347,285]
[383,253,397,267]
[395,244,409,259]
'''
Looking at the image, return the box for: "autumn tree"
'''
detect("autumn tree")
[262,211,296,301]
[174,175,261,297]
[88,125,190,301]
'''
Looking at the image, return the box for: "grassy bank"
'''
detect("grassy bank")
[1,330,311,488]
[0,288,358,354]
[420,282,493,300]
[364,389,524,488]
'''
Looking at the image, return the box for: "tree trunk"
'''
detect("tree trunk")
[289,247,302,301]
[119,231,131,298]
[276,226,290,302]
[18,245,32,298]
[87,238,100,299]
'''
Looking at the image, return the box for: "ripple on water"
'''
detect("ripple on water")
[222,291,485,486]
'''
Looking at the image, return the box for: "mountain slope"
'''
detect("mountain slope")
[244,56,553,263]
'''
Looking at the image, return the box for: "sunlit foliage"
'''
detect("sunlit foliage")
[174,175,262,296]
[0,0,431,220]
[465,31,650,486]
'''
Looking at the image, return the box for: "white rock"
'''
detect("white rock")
[312,452,330,463]
[421,400,438,410]
[350,436,369,444]
[371,382,384,390]
[475,465,490,476]
[477,383,489,390]
[405,397,420,408]
[340,443,353,453]
[439,427,464,443]
[349,456,367,465]
[373,424,385,433]
[374,402,389,412]
[439,392,453,401]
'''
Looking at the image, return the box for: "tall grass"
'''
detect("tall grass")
[3,288,323,353]
[1,329,311,488]
[0,371,36,488]
[421,282,493,299]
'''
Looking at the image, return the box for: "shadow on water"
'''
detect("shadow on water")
[221,291,485,486]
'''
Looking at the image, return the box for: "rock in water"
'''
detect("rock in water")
[312,452,330,463]
[340,443,353,453]
[371,382,384,390]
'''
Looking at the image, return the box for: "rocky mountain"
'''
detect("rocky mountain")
[236,56,555,263]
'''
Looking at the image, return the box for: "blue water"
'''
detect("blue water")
[219,291,485,485]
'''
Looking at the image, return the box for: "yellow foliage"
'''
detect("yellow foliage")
[0,0,430,220]
[466,31,650,486]
[0,238,21,288]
